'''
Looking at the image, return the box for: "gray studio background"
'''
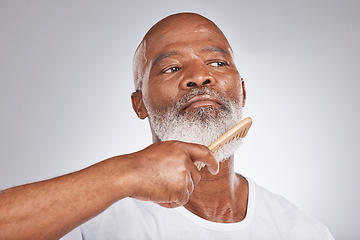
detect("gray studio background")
[1,1,359,239]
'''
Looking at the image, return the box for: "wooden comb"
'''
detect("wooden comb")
[194,117,253,170]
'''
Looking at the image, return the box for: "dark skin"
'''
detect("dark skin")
[0,142,218,239]
[0,13,246,239]
[131,13,248,222]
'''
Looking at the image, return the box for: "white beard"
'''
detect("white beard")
[144,88,243,163]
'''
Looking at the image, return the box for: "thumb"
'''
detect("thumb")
[182,143,219,175]
[196,156,219,175]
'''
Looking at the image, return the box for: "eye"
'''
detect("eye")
[209,61,227,67]
[163,66,180,74]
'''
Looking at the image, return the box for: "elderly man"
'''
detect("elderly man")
[0,13,333,239]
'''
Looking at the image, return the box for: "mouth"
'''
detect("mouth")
[180,94,223,112]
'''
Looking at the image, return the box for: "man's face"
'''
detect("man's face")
[141,24,242,117]
[133,14,245,160]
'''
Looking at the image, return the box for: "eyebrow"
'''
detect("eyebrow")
[201,46,229,55]
[151,46,228,68]
[153,51,178,66]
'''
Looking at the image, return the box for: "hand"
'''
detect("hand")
[127,141,218,208]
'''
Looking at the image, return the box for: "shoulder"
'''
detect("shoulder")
[248,179,334,239]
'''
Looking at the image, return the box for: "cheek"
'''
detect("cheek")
[146,80,179,109]
[216,71,242,102]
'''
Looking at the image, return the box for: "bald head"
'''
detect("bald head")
[133,13,233,91]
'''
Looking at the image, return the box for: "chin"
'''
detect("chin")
[147,93,243,153]
[179,106,227,120]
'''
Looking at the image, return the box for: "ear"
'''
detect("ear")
[131,90,148,119]
[241,78,246,107]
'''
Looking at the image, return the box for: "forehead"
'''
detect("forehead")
[144,23,232,62]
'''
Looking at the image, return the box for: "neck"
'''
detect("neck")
[184,156,248,223]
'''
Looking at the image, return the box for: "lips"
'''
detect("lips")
[180,94,223,112]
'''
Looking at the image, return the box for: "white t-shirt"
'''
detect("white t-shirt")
[62,178,334,240]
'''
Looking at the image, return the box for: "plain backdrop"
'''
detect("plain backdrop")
[1,0,359,239]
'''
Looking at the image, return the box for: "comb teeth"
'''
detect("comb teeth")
[239,131,244,138]
[244,127,250,137]
[195,117,253,171]
[194,161,205,170]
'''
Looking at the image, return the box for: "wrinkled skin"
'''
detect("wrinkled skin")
[132,13,246,128]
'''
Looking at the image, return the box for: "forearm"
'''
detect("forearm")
[0,156,132,240]
[0,141,218,239]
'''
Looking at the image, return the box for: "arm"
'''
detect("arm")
[0,141,218,240]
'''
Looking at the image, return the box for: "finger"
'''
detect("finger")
[189,164,201,185]
[196,157,219,175]
[186,172,195,195]
[175,190,189,206]
[182,143,219,175]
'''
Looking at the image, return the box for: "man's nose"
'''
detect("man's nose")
[180,64,216,89]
